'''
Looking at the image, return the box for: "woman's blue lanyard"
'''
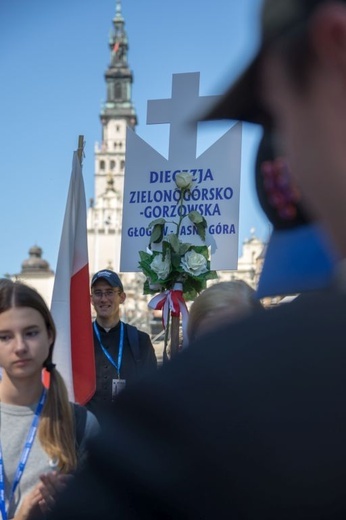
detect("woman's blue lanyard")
[0,387,47,520]
[93,321,124,378]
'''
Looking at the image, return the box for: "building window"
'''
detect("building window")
[121,160,125,170]
[100,160,105,170]
[110,160,115,170]
[115,81,122,99]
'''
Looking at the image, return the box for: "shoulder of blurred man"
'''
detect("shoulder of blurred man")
[47,287,346,519]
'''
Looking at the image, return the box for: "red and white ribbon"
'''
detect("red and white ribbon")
[148,283,189,348]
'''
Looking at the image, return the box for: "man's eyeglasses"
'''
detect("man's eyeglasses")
[92,289,121,299]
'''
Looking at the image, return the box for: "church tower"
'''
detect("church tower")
[87,0,137,275]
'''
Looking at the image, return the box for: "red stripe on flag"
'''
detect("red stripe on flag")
[51,149,96,405]
[70,264,95,404]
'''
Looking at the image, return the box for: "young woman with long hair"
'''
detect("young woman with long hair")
[0,278,99,520]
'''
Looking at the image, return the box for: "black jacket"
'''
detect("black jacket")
[49,288,346,519]
[85,320,157,423]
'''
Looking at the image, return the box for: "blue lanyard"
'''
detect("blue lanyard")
[0,387,47,520]
[93,321,124,378]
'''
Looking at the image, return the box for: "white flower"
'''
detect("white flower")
[180,250,208,277]
[150,253,171,280]
[175,172,193,190]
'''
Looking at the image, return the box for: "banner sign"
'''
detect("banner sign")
[120,72,242,271]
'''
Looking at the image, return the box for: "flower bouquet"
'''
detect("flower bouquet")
[138,171,217,357]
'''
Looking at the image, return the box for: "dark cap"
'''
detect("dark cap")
[203,0,327,125]
[91,270,124,292]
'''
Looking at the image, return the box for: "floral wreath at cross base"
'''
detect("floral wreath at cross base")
[138,171,218,360]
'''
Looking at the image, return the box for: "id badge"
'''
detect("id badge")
[112,378,126,399]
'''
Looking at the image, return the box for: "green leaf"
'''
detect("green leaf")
[171,252,181,269]
[206,270,218,281]
[195,222,206,241]
[179,242,192,255]
[167,233,180,253]
[188,211,204,224]
[149,223,164,245]
[188,212,207,241]
[148,218,166,228]
[183,287,198,301]
[138,261,157,282]
[181,275,205,300]
[162,240,172,260]
[138,250,152,263]
[190,245,209,259]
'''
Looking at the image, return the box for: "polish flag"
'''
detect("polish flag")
[50,146,96,404]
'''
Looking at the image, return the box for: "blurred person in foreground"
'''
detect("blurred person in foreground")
[187,280,264,344]
[46,1,346,518]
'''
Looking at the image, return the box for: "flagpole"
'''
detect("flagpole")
[170,315,180,358]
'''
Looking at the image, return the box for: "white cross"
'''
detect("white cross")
[147,72,221,162]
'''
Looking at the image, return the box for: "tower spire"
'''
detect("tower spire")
[89,1,137,274]
[100,0,137,129]
[111,0,126,65]
[115,0,122,17]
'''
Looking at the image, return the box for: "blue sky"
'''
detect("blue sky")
[0,0,269,278]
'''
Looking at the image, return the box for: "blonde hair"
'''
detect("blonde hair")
[187,280,263,343]
[0,279,77,473]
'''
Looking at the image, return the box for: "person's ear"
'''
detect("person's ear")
[309,3,346,76]
[120,292,126,304]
